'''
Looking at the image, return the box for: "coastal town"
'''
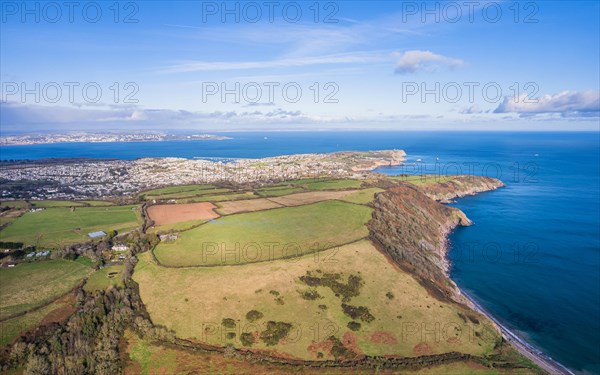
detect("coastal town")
[0,132,232,146]
[0,150,406,200]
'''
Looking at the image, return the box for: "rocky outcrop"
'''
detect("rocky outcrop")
[418,176,505,203]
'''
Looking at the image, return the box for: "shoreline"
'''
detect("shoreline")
[431,181,574,375]
[441,212,574,375]
[457,287,573,375]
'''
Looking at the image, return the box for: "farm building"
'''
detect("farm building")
[159,234,179,242]
[88,231,107,239]
[111,243,129,252]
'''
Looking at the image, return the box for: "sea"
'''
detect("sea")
[1,131,599,374]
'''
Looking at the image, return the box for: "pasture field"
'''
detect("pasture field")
[141,184,218,197]
[0,217,16,226]
[0,260,92,320]
[84,265,125,292]
[153,201,371,267]
[0,205,141,247]
[215,198,284,215]
[0,201,29,209]
[268,190,360,206]
[0,209,26,227]
[135,240,499,360]
[147,219,208,235]
[337,188,384,205]
[184,191,258,203]
[30,200,86,208]
[79,200,116,206]
[387,175,457,186]
[0,293,76,346]
[141,185,230,200]
[255,186,305,197]
[147,188,232,200]
[146,203,219,226]
[287,179,365,191]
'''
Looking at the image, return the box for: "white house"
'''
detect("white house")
[111,243,129,252]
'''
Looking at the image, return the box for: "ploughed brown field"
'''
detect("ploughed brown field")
[147,202,219,225]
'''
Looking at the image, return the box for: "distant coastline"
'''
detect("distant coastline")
[0,132,232,146]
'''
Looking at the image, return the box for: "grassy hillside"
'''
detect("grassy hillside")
[0,260,92,320]
[153,200,372,266]
[287,179,365,191]
[135,240,499,360]
[0,294,76,346]
[0,205,141,247]
[83,264,125,292]
[337,188,384,205]
[141,184,227,200]
[123,329,524,375]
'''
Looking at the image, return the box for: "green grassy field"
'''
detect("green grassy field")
[79,200,116,206]
[0,260,92,320]
[337,188,384,205]
[30,200,86,208]
[387,175,458,186]
[287,179,365,191]
[147,188,232,200]
[147,219,208,235]
[83,265,124,292]
[153,200,371,266]
[0,205,141,247]
[136,240,499,360]
[184,192,258,203]
[0,217,16,226]
[0,294,75,346]
[0,201,29,209]
[255,186,304,197]
[141,184,227,200]
[141,184,218,196]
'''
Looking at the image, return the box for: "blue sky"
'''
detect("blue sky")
[1,0,599,132]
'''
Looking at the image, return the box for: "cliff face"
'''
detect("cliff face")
[418,176,504,203]
[368,176,505,302]
[368,184,471,301]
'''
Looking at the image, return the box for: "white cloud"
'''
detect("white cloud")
[393,50,464,74]
[494,91,600,117]
[162,52,387,73]
[0,101,314,131]
[460,105,485,114]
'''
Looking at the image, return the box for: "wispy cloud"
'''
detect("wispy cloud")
[460,105,486,114]
[161,52,388,73]
[393,50,464,74]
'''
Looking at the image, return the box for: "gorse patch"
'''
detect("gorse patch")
[245,310,264,322]
[298,289,322,300]
[298,271,363,302]
[260,321,292,346]
[341,304,375,323]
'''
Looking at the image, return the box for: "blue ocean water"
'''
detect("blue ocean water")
[1,131,599,373]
